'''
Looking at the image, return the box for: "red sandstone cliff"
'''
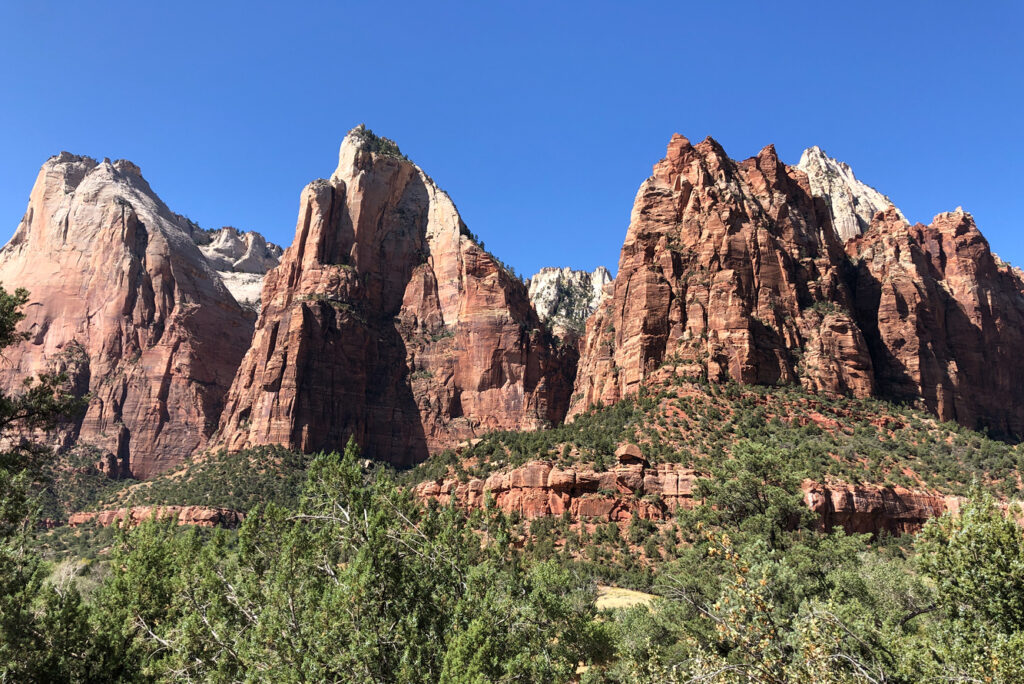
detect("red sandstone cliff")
[215,127,573,465]
[0,153,255,478]
[569,135,1024,436]
[570,135,875,418]
[847,208,1024,435]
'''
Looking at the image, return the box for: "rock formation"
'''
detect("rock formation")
[194,227,283,310]
[68,505,243,529]
[414,457,959,535]
[528,266,612,336]
[569,134,1024,436]
[215,126,574,466]
[797,146,904,241]
[570,134,876,418]
[847,207,1024,435]
[0,153,255,478]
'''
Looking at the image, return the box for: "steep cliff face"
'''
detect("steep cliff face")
[569,134,1024,436]
[528,266,612,336]
[797,146,904,242]
[847,207,1024,435]
[196,227,283,310]
[570,134,875,418]
[0,153,254,478]
[215,127,574,466]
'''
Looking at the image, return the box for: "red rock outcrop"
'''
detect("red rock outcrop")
[803,481,961,536]
[67,505,243,528]
[847,208,1024,435]
[569,134,1024,436]
[0,153,255,478]
[415,458,960,535]
[414,459,696,522]
[215,127,574,465]
[569,135,875,418]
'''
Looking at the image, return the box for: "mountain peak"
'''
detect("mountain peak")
[796,146,904,241]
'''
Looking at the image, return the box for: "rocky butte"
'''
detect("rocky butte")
[0,153,256,478]
[215,126,575,466]
[570,134,1024,436]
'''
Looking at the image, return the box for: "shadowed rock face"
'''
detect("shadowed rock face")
[215,128,574,466]
[847,208,1024,435]
[570,135,876,418]
[570,134,1024,436]
[0,153,255,478]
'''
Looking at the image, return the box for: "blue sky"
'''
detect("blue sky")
[1,1,1021,276]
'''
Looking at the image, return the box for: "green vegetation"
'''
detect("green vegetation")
[5,282,1024,679]
[10,435,1024,680]
[96,446,314,512]
[349,123,408,159]
[405,378,1022,498]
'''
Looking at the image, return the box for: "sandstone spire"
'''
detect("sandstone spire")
[215,126,574,464]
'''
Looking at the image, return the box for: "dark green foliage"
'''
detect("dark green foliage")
[348,123,407,159]
[96,445,313,513]
[81,437,610,682]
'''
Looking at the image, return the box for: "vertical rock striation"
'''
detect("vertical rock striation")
[570,134,1024,436]
[847,207,1024,435]
[570,134,876,417]
[0,153,254,478]
[215,126,574,465]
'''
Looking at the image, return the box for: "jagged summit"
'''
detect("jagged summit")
[528,266,613,336]
[570,132,1024,436]
[797,145,905,241]
[215,131,574,465]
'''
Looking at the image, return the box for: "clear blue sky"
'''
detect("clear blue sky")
[1,1,1021,276]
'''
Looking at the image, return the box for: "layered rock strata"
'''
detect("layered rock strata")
[68,505,243,528]
[414,458,962,535]
[569,134,1024,435]
[215,127,574,465]
[0,153,255,478]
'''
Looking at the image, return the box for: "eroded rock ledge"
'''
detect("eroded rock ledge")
[414,456,963,536]
[68,505,244,529]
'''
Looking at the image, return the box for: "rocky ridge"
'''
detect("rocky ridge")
[569,134,1024,436]
[194,227,283,310]
[214,126,575,466]
[0,153,255,478]
[797,146,904,241]
[528,266,612,336]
